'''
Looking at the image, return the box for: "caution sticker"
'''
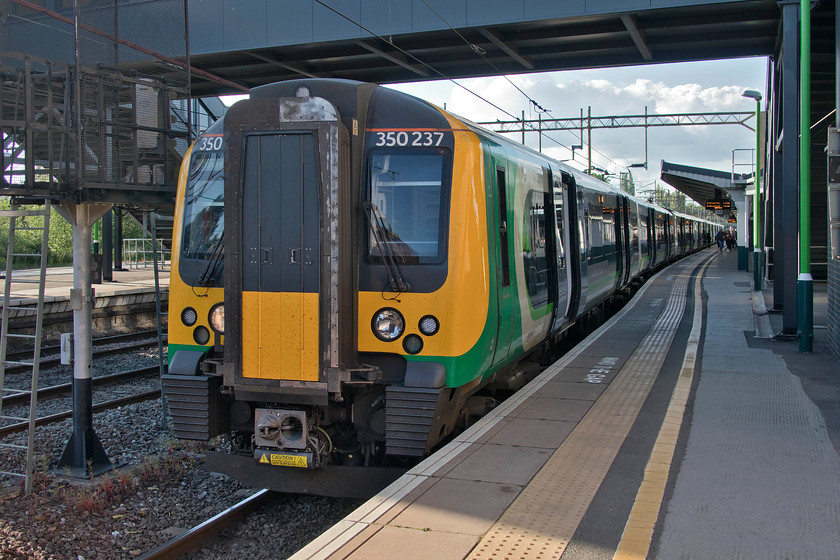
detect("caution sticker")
[255,450,310,468]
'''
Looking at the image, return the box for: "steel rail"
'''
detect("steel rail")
[3,331,159,375]
[1,365,159,408]
[138,489,278,560]
[0,388,160,438]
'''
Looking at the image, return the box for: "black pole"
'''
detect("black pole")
[57,377,113,477]
[102,208,113,281]
[114,208,125,271]
[778,0,800,335]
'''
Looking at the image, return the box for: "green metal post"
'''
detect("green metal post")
[798,0,813,352]
[753,97,762,290]
[92,220,100,254]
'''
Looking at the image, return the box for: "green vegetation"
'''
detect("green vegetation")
[0,199,146,269]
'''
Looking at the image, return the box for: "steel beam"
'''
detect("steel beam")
[621,14,654,61]
[779,0,800,336]
[356,40,430,77]
[481,111,755,133]
[245,51,322,79]
[478,28,535,69]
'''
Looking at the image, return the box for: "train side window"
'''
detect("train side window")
[496,167,510,287]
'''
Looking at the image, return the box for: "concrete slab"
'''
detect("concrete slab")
[483,416,576,449]
[511,396,593,422]
[387,478,520,535]
[344,525,478,560]
[538,380,606,401]
[443,443,552,486]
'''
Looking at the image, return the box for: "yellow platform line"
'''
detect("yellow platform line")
[613,261,708,560]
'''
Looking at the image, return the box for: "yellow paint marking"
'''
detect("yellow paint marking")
[613,262,709,560]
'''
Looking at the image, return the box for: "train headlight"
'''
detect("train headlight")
[403,334,423,355]
[193,326,211,345]
[372,308,404,341]
[181,307,197,326]
[419,315,439,336]
[209,303,225,334]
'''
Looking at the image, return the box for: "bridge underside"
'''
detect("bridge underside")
[184,1,781,97]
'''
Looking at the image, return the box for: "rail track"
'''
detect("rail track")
[0,366,161,438]
[1,365,160,409]
[138,489,278,560]
[2,329,160,375]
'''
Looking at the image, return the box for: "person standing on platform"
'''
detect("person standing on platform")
[725,229,736,252]
[715,229,725,252]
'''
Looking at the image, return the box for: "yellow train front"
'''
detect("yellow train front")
[165,80,518,495]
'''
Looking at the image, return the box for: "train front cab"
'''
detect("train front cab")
[220,81,507,470]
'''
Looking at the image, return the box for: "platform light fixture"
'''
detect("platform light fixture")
[741,89,762,291]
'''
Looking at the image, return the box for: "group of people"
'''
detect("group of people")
[715,228,736,252]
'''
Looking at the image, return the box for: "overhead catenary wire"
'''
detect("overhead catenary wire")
[312,0,620,174]
[418,0,550,115]
[415,0,623,173]
[312,0,513,119]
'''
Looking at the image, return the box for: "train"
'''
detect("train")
[162,79,720,496]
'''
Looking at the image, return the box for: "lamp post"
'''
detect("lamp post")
[742,89,762,290]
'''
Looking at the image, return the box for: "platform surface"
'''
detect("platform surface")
[291,249,840,560]
[1,265,168,306]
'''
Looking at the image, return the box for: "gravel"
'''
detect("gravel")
[0,346,362,560]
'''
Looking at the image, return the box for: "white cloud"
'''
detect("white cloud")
[388,57,766,182]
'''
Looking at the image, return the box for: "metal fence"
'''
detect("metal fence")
[122,237,170,269]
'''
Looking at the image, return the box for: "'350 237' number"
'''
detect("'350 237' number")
[374,131,444,147]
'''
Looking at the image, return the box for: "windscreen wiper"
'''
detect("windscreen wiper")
[196,236,224,287]
[363,201,408,292]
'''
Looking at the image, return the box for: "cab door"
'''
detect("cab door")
[240,132,320,381]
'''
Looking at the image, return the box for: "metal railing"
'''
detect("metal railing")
[122,238,170,269]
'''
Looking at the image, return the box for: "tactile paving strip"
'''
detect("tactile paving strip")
[467,253,707,560]
[614,261,708,560]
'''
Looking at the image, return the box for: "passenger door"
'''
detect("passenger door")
[491,157,515,367]
[548,175,570,332]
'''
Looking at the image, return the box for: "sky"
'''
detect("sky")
[222,56,768,195]
[384,57,769,193]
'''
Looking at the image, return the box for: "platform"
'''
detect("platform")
[291,249,840,560]
[0,266,169,340]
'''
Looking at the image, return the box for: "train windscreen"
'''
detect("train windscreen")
[367,151,446,264]
[180,141,224,284]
